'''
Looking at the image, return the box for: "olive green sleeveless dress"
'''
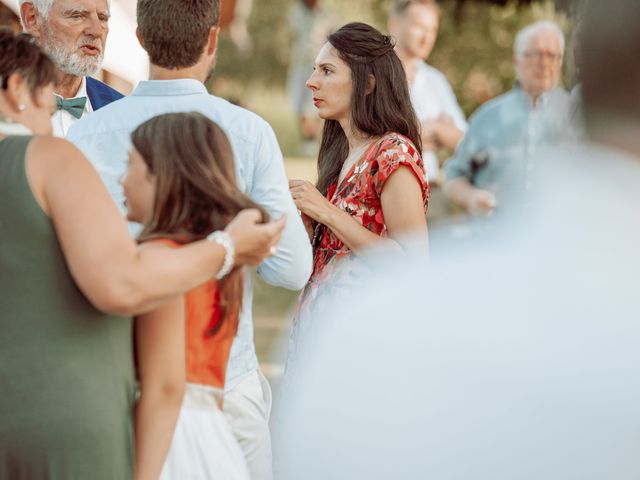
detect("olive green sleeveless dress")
[0,136,135,479]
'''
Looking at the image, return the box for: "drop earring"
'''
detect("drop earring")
[18,104,26,111]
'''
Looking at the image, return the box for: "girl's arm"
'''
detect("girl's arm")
[135,265,186,480]
[289,166,427,253]
[25,137,285,315]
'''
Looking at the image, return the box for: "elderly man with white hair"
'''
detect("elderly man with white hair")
[19,0,122,136]
[444,20,569,217]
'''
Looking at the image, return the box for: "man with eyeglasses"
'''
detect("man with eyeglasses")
[444,20,569,218]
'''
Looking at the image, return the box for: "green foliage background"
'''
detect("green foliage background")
[215,0,575,118]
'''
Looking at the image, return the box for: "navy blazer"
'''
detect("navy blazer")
[86,76,124,110]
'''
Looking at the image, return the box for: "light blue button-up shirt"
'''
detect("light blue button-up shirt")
[67,79,313,389]
[445,86,569,204]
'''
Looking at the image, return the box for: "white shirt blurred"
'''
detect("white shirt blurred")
[410,62,467,181]
[275,140,640,480]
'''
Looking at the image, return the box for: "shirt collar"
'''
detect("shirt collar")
[132,79,208,97]
[513,83,557,110]
[536,88,556,107]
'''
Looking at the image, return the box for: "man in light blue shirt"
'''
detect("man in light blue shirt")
[67,0,312,477]
[444,20,569,217]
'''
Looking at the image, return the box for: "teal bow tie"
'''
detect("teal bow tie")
[55,96,87,119]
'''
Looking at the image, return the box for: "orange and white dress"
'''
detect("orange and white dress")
[158,242,249,480]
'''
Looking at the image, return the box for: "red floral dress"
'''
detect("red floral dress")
[287,132,429,366]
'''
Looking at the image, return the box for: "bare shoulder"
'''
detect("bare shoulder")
[27,136,86,165]
[26,136,98,184]
[138,241,175,252]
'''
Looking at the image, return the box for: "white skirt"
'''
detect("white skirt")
[160,383,250,480]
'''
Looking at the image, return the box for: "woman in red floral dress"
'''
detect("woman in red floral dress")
[286,22,430,371]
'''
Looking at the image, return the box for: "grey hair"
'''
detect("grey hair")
[18,0,55,19]
[514,20,565,56]
[18,0,111,20]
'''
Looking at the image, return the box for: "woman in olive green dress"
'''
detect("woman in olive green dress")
[0,30,284,480]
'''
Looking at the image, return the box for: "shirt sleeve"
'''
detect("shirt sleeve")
[249,120,313,290]
[372,137,429,209]
[443,107,489,183]
[439,76,468,132]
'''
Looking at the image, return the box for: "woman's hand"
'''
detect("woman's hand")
[225,209,286,267]
[300,212,315,241]
[289,179,335,225]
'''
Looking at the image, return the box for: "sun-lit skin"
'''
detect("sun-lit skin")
[514,30,563,101]
[44,0,110,58]
[21,0,110,98]
[121,147,156,225]
[306,42,354,135]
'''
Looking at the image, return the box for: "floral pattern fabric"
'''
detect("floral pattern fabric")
[312,132,428,281]
[284,132,429,380]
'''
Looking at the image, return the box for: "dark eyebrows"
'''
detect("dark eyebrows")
[317,62,336,70]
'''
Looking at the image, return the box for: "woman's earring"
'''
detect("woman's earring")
[17,104,25,111]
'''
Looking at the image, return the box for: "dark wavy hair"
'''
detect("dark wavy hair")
[316,22,422,197]
[0,28,57,99]
[131,112,269,333]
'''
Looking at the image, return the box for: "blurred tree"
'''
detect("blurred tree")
[214,0,572,117]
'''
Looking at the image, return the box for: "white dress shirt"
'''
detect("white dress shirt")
[410,62,468,181]
[67,79,313,390]
[52,77,93,138]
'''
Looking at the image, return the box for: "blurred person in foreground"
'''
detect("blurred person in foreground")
[285,21,429,392]
[66,1,312,478]
[19,0,123,136]
[0,29,283,479]
[444,20,569,217]
[388,0,467,186]
[274,1,640,478]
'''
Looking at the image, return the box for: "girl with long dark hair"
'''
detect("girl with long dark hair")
[287,21,429,372]
[122,112,264,480]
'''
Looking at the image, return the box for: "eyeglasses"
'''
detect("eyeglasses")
[521,51,563,62]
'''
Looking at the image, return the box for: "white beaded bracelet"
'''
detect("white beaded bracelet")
[207,230,235,280]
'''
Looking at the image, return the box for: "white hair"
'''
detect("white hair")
[19,0,111,20]
[19,0,55,19]
[514,20,565,56]
[19,0,107,76]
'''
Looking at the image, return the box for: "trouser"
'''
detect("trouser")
[224,369,274,480]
